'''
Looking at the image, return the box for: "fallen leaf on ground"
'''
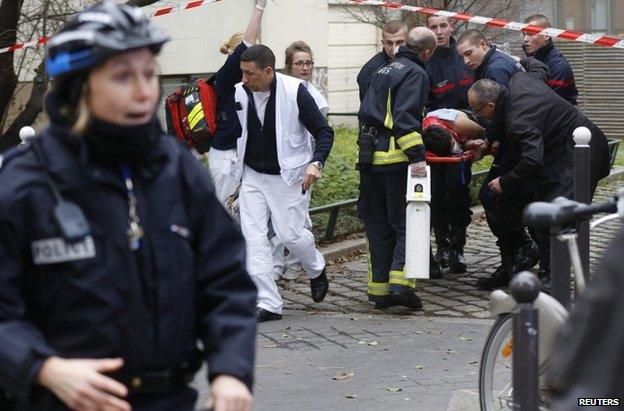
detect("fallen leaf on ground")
[386,387,402,392]
[413,365,424,370]
[262,344,278,348]
[459,335,473,342]
[368,341,379,346]
[333,372,355,380]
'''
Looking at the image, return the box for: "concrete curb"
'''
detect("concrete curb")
[320,167,624,262]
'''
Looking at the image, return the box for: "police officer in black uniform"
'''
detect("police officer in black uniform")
[0,2,257,410]
[357,27,437,310]
[425,15,474,274]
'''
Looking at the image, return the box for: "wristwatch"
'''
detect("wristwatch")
[310,161,324,170]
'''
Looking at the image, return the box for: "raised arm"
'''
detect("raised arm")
[243,0,267,45]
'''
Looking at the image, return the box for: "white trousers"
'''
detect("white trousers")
[208,148,239,205]
[240,166,325,313]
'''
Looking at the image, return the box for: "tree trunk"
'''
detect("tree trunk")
[0,60,47,150]
[0,0,23,129]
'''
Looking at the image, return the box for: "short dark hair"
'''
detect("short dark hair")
[457,29,487,47]
[524,14,551,27]
[240,44,276,71]
[469,79,503,106]
[422,126,453,157]
[382,20,408,35]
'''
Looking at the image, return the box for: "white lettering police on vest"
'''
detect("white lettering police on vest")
[31,236,96,265]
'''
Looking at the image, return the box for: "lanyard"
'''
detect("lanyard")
[120,165,144,251]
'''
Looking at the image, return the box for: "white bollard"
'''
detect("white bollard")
[19,126,36,143]
[405,165,431,279]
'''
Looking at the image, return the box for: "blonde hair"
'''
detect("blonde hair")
[284,41,313,75]
[71,80,91,135]
[219,32,244,55]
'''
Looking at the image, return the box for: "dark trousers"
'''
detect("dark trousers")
[358,167,414,299]
[430,162,472,250]
[479,162,540,260]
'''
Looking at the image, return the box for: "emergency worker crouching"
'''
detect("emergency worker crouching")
[357,27,437,310]
[0,1,257,410]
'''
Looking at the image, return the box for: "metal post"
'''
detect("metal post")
[573,126,592,280]
[510,271,540,411]
[550,228,570,310]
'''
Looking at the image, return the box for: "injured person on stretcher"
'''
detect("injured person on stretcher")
[421,108,493,162]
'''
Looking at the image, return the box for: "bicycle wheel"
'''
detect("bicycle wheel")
[479,313,514,410]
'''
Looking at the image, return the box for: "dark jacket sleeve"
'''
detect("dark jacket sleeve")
[357,55,379,102]
[483,62,516,88]
[0,212,57,401]
[297,84,334,165]
[546,58,575,94]
[521,57,550,83]
[499,122,544,191]
[549,225,624,410]
[392,69,427,163]
[185,153,257,391]
[214,42,248,97]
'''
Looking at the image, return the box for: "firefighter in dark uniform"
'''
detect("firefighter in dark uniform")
[356,20,408,102]
[357,27,437,310]
[522,14,578,105]
[425,15,474,274]
[467,59,610,291]
[0,2,257,410]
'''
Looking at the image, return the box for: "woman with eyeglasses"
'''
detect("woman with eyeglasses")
[0,1,257,410]
[284,41,329,116]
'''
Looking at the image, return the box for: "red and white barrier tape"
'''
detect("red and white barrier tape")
[0,0,223,55]
[349,0,624,50]
[4,0,622,54]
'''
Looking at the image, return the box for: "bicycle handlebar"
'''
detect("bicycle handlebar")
[522,196,617,229]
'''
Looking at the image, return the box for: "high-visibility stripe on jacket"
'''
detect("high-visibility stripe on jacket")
[358,46,428,170]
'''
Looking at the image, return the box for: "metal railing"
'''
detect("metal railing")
[310,139,621,242]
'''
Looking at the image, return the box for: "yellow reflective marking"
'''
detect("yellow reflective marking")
[384,88,394,130]
[396,132,423,150]
[187,103,205,129]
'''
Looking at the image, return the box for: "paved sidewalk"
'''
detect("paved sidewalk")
[193,178,623,410]
[275,180,622,320]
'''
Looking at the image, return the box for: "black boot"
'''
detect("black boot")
[388,285,423,310]
[511,240,540,274]
[538,267,551,294]
[310,267,329,302]
[430,250,443,279]
[476,249,514,290]
[449,226,467,273]
[433,224,451,269]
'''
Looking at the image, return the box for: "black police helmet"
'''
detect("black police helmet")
[46,0,169,79]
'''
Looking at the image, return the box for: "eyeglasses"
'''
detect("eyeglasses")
[292,60,314,68]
